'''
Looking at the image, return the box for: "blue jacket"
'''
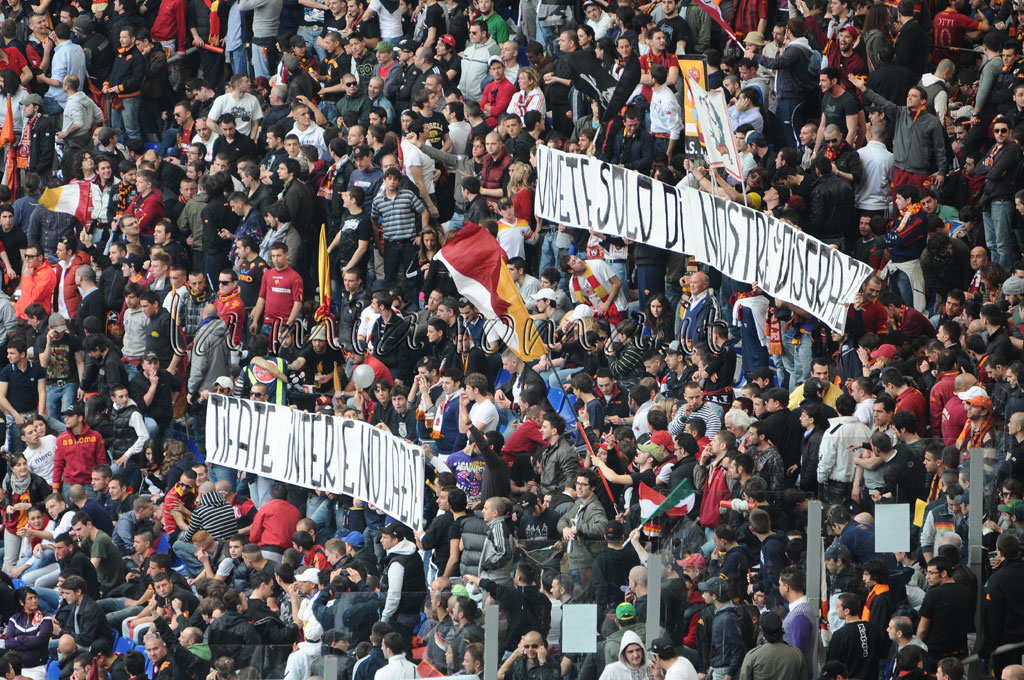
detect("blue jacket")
[599,126,655,174]
[840,521,877,564]
[710,604,747,676]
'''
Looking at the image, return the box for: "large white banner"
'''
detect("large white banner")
[205,394,426,530]
[534,145,873,333]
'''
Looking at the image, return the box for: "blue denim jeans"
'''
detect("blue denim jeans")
[252,42,273,79]
[781,325,813,391]
[112,96,141,141]
[539,232,567,291]
[608,260,629,305]
[774,97,803,150]
[228,48,249,77]
[297,26,325,60]
[210,464,237,490]
[172,537,202,578]
[739,306,769,377]
[985,199,1015,268]
[889,269,915,308]
[444,211,465,233]
[45,383,76,433]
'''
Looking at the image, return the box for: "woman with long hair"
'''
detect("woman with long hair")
[507,161,534,226]
[642,293,673,348]
[595,37,616,72]
[506,67,545,121]
[0,68,27,135]
[862,4,891,72]
[1,453,51,572]
[73,150,97,182]
[142,439,167,495]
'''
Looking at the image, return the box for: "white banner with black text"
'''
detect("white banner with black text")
[534,145,873,333]
[205,394,426,530]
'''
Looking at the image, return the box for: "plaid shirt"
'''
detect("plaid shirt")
[370,187,425,241]
[178,289,213,343]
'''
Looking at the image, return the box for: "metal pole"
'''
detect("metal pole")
[484,603,500,680]
[647,552,662,646]
[806,499,824,677]
[968,448,985,680]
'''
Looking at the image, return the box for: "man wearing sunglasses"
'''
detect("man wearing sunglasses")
[14,245,56,320]
[974,115,1022,268]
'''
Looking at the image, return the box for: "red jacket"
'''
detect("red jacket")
[502,418,545,464]
[250,498,302,549]
[52,424,106,487]
[481,77,516,127]
[698,459,729,529]
[53,250,91,322]
[929,371,958,436]
[126,189,164,235]
[480,147,512,192]
[150,0,187,50]
[896,386,929,436]
[215,289,246,347]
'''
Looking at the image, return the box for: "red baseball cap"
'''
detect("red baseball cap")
[650,430,675,451]
[439,34,456,48]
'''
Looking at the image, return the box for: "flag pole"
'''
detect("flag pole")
[576,420,621,516]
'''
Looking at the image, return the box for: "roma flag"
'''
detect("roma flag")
[39,182,93,224]
[691,0,743,47]
[0,96,16,194]
[434,222,545,362]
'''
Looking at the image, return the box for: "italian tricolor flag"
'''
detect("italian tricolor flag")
[638,480,696,535]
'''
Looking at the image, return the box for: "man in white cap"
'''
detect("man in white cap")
[284,617,323,680]
[530,288,564,328]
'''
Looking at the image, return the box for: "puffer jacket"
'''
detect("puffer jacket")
[187,316,231,394]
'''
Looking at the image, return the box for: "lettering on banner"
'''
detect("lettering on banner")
[205,394,426,529]
[533,145,873,333]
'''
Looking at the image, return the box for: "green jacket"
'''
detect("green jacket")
[679,0,710,53]
[178,193,209,252]
[556,496,608,569]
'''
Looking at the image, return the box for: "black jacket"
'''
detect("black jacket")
[201,196,239,256]
[152,616,211,680]
[55,596,110,648]
[207,611,260,669]
[106,46,144,96]
[981,556,1024,657]
[807,173,856,241]
[76,288,108,338]
[80,344,126,401]
[281,178,316,239]
[26,113,55,175]
[338,288,371,351]
[479,579,551,652]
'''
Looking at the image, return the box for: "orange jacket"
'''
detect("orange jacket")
[54,250,91,323]
[15,262,56,319]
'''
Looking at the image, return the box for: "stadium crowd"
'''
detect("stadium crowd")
[0,0,1022,678]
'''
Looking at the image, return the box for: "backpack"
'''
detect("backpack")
[807,48,825,79]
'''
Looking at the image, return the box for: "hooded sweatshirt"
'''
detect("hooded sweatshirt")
[599,630,655,680]
[182,490,238,542]
[754,37,814,99]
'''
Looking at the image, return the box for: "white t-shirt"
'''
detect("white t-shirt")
[400,139,436,195]
[496,219,533,260]
[208,92,264,135]
[25,435,56,484]
[664,658,699,680]
[470,399,499,432]
[370,0,403,37]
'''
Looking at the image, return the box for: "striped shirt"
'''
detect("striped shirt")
[668,401,722,439]
[183,491,238,542]
[370,188,425,241]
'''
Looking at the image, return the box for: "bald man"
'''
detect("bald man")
[969,246,989,292]
[1003,665,1024,680]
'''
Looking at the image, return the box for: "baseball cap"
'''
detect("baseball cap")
[439,34,455,48]
[745,366,774,383]
[451,584,470,598]
[743,30,766,46]
[296,569,321,584]
[289,35,307,48]
[954,490,970,505]
[375,40,394,53]
[1004,276,1024,296]
[342,531,365,547]
[396,39,416,52]
[282,53,301,72]
[746,130,767,147]
[519,491,539,509]
[567,304,594,323]
[309,324,328,342]
[615,602,636,621]
[214,376,234,389]
[73,14,94,33]
[677,553,706,568]
[698,577,729,599]
[142,351,160,363]
[966,394,993,410]
[650,430,675,451]
[665,341,684,355]
[605,520,625,541]
[531,289,556,302]
[840,25,859,40]
[638,442,668,462]
[497,197,513,210]
[999,498,1024,518]
[648,637,677,659]
[61,403,85,418]
[956,385,988,401]
[870,343,897,359]
[48,313,68,333]
[22,94,43,108]
[488,55,503,65]
[380,523,408,539]
[351,145,372,158]
[824,543,852,561]
[122,253,143,272]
